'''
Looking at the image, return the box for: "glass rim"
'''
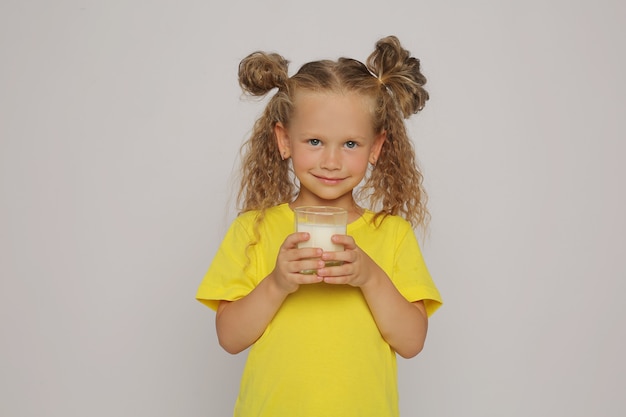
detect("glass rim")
[293,205,347,215]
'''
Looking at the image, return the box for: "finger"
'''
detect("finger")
[283,232,312,249]
[316,261,351,278]
[294,259,325,275]
[295,273,324,284]
[331,234,356,250]
[280,246,322,265]
[320,248,355,265]
[296,247,324,261]
[321,274,351,285]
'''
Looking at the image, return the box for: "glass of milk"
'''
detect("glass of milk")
[294,206,348,274]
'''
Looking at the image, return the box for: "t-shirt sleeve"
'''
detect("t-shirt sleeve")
[392,222,443,317]
[195,216,258,311]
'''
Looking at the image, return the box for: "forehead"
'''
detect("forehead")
[290,90,376,134]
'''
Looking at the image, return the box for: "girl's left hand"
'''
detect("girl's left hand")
[316,234,377,287]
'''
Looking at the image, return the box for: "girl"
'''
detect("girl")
[196,35,442,417]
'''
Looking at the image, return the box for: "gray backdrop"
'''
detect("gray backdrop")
[1,1,624,416]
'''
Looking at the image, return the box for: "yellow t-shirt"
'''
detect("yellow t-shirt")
[196,203,442,417]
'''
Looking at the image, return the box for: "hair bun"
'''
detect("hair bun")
[366,36,429,117]
[238,52,289,96]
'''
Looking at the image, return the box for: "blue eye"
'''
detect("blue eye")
[345,141,358,149]
[308,139,321,146]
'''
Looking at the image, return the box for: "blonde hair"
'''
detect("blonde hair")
[236,35,430,229]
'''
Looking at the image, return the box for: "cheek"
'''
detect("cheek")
[346,156,370,175]
[352,149,372,166]
[290,152,312,170]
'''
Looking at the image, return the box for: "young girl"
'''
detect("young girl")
[196,35,442,417]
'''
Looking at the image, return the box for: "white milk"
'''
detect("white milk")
[297,223,345,251]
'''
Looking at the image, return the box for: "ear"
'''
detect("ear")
[274,122,291,159]
[369,131,386,165]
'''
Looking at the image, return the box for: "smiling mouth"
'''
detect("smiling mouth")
[314,175,345,184]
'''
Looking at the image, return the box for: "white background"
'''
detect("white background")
[1,1,624,416]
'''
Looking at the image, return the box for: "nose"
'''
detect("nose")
[320,147,341,170]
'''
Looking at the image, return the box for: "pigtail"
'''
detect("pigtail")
[366,107,430,229]
[237,51,295,216]
[360,36,430,229]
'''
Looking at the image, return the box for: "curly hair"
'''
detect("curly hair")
[236,35,430,230]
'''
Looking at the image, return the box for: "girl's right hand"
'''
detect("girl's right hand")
[271,232,325,294]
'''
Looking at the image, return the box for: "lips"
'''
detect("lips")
[314,174,345,185]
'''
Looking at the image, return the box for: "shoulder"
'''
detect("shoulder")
[235,203,292,225]
[235,203,290,221]
[352,211,417,249]
[362,211,413,234]
[229,204,293,244]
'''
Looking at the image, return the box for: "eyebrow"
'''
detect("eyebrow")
[297,132,370,142]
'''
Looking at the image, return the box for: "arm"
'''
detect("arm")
[216,232,325,354]
[318,239,428,359]
[216,274,288,354]
[358,266,428,358]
